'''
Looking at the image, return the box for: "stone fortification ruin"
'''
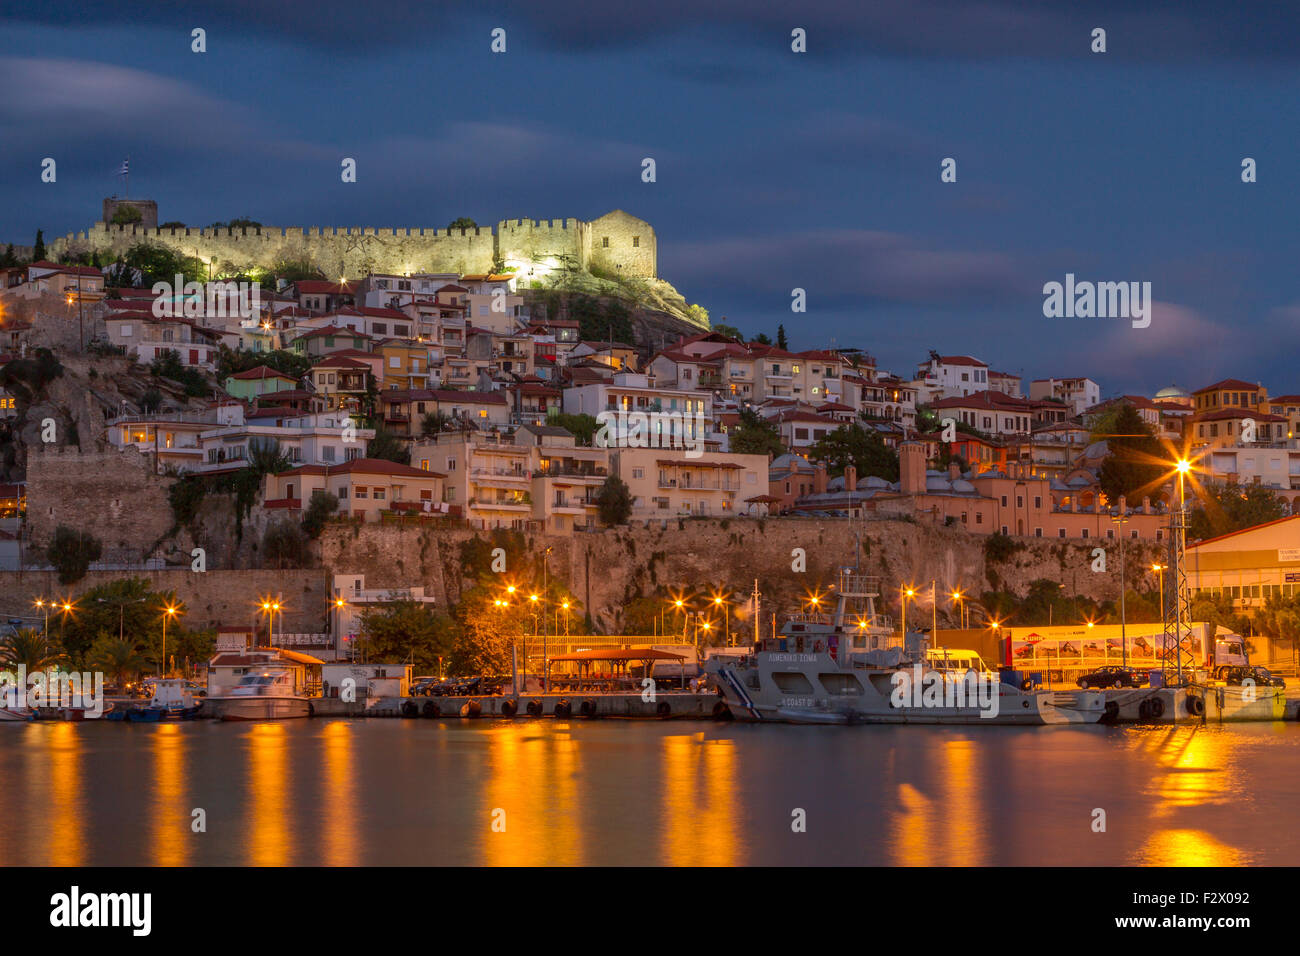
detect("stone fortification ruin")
[46,203,657,283]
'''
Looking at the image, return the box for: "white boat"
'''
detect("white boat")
[707,568,1109,726]
[0,707,34,722]
[210,667,312,721]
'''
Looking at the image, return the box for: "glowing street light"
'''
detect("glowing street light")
[161,605,178,677]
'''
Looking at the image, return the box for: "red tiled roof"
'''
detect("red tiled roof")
[273,457,446,479]
[1193,378,1262,394]
[228,365,296,381]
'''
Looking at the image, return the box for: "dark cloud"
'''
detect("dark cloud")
[3,1,1299,60]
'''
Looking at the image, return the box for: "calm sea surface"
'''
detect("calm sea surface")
[1,718,1296,866]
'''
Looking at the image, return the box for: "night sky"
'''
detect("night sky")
[2,1,1297,396]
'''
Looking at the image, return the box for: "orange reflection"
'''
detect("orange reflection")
[246,723,291,866]
[660,733,740,866]
[150,723,189,866]
[36,723,84,866]
[482,723,584,865]
[320,721,358,866]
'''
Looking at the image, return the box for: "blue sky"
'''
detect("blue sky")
[2,1,1297,396]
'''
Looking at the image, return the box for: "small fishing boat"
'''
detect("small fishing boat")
[0,707,34,722]
[127,679,202,721]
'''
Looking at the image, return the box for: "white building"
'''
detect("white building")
[1029,377,1101,415]
[915,353,989,399]
[330,574,439,659]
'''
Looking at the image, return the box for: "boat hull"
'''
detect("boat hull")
[710,656,1108,726]
[211,696,312,721]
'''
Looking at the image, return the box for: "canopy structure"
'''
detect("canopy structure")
[543,648,688,693]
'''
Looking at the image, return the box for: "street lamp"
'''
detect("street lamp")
[260,599,282,649]
[950,589,967,629]
[161,605,178,677]
[32,598,49,640]
[900,586,916,645]
[96,596,146,642]
[1112,511,1130,668]
[712,594,731,646]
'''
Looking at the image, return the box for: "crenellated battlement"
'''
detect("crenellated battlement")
[45,205,656,281]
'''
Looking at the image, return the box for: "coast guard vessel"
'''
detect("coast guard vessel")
[706,568,1107,726]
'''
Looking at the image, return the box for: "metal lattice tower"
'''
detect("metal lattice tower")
[1161,494,1196,687]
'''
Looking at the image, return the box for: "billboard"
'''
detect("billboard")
[1004,622,1210,667]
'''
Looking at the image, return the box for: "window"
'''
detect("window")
[448,457,456,471]
[1058,528,1066,538]
[373,488,385,500]
[355,487,368,499]
[632,236,640,247]
[1081,528,1089,538]
[1035,528,1043,537]
[372,323,388,336]
[321,446,336,461]
[337,486,347,498]
[389,356,400,368]
[1034,496,1042,509]
[1000,495,1008,507]
[633,468,644,479]
[420,459,430,471]
[602,237,609,248]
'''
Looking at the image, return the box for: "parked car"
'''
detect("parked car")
[410,678,441,697]
[1222,665,1285,688]
[1076,665,1148,689]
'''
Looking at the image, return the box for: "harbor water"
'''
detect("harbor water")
[2,719,1297,866]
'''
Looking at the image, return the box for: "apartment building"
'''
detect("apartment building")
[413,426,609,532]
[916,353,989,399]
[103,313,221,369]
[930,390,1038,437]
[263,458,446,523]
[308,355,375,413]
[379,388,509,438]
[1201,445,1300,511]
[611,447,768,519]
[1029,376,1099,415]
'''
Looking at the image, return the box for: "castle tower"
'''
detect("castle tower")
[899,442,926,496]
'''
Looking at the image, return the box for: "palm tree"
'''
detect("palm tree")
[88,635,146,688]
[0,628,63,672]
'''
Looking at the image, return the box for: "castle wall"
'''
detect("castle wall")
[46,209,657,281]
[586,210,656,278]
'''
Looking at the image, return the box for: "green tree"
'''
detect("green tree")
[1096,403,1170,506]
[33,229,45,262]
[357,601,457,672]
[110,205,143,225]
[686,303,710,327]
[547,412,599,446]
[301,490,339,539]
[451,581,528,675]
[58,578,184,666]
[752,332,772,346]
[87,635,147,687]
[46,526,102,585]
[728,408,784,458]
[808,423,899,481]
[777,324,788,350]
[1187,480,1287,541]
[367,428,410,465]
[261,519,311,568]
[1256,592,1300,669]
[447,217,478,230]
[595,475,633,526]
[0,628,62,671]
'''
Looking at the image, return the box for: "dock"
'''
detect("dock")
[370,691,728,720]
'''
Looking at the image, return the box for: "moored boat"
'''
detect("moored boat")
[209,667,313,721]
[707,568,1107,726]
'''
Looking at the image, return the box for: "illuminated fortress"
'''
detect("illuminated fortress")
[48,203,657,283]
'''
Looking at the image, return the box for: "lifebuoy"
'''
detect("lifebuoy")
[422,699,440,718]
[1187,696,1205,717]
[656,701,672,718]
[400,701,418,718]
[526,699,543,717]
[580,699,598,717]
[1149,696,1165,719]
[500,699,517,717]
[554,699,572,718]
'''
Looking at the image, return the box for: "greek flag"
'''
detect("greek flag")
[117,159,129,176]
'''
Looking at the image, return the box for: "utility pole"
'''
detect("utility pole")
[1113,511,1130,668]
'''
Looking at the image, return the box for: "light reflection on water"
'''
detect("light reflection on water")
[0,719,1296,866]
